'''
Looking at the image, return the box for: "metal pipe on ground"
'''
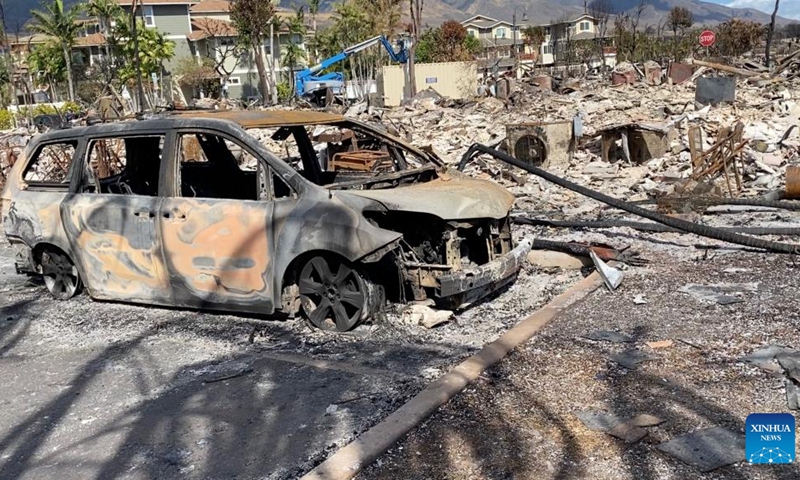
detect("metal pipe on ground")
[458,143,800,254]
[627,196,800,211]
[513,217,800,236]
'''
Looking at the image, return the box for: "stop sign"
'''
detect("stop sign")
[699,30,716,47]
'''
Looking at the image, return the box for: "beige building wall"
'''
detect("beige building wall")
[381,62,478,107]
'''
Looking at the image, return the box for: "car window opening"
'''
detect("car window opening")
[23,141,77,184]
[85,136,164,196]
[178,133,295,201]
[252,123,438,190]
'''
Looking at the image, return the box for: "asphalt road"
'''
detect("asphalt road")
[0,241,569,479]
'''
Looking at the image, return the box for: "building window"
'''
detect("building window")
[495,27,506,38]
[143,5,155,27]
[542,44,553,55]
[579,21,591,32]
[225,77,241,86]
[468,29,476,37]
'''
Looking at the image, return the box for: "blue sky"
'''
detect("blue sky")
[706,0,800,20]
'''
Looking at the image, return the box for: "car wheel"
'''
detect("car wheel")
[40,250,82,300]
[298,255,368,332]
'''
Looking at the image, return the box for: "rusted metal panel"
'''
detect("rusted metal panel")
[786,166,800,199]
[612,71,636,85]
[531,75,553,91]
[668,62,693,84]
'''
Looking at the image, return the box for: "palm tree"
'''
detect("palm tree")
[29,0,83,101]
[283,7,307,97]
[87,0,122,72]
[282,42,306,96]
[308,0,319,33]
[307,0,320,63]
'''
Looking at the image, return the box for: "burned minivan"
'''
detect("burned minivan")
[1,111,531,331]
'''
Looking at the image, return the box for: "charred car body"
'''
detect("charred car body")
[1,111,531,331]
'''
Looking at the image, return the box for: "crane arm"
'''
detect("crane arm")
[300,35,407,77]
[295,35,408,100]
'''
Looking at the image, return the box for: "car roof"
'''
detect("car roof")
[31,110,350,144]
[168,109,346,128]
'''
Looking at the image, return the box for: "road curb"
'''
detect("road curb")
[301,270,604,480]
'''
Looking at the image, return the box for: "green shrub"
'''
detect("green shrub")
[32,104,56,116]
[62,101,82,113]
[0,110,13,130]
[277,82,292,102]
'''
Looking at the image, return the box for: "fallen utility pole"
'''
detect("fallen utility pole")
[458,143,800,254]
[689,59,760,77]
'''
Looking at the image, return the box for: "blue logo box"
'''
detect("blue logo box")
[746,413,795,464]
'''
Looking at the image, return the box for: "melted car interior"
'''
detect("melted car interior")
[263,122,439,190]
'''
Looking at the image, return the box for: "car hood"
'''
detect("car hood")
[342,170,515,220]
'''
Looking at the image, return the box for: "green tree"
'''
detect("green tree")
[28,0,83,101]
[230,0,276,101]
[308,0,320,32]
[174,56,219,97]
[28,40,67,91]
[284,6,308,94]
[86,0,123,74]
[523,25,545,69]
[414,28,437,63]
[114,16,175,83]
[414,23,480,64]
[282,44,306,93]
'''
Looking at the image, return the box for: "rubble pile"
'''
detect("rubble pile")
[343,60,800,210]
[0,131,31,191]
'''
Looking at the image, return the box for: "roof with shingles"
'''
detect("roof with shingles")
[190,0,231,13]
[74,33,106,47]
[187,17,237,41]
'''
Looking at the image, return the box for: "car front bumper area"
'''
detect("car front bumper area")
[437,237,533,309]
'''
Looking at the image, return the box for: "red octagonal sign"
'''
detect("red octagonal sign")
[699,30,716,47]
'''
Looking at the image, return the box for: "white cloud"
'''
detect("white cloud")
[709,0,800,20]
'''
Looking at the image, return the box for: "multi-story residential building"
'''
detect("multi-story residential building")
[460,14,528,75]
[461,14,615,76]
[10,0,311,102]
[185,0,309,100]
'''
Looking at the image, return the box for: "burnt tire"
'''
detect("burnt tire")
[298,255,376,332]
[40,250,82,300]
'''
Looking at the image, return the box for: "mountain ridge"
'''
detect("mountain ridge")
[7,0,794,34]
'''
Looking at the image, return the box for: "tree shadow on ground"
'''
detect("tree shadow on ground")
[0,298,35,357]
[0,299,482,480]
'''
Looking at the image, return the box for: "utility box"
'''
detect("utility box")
[696,76,736,106]
[506,121,574,170]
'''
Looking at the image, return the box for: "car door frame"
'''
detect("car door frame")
[60,128,176,303]
[159,126,296,313]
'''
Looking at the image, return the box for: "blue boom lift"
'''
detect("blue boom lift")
[294,35,408,104]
